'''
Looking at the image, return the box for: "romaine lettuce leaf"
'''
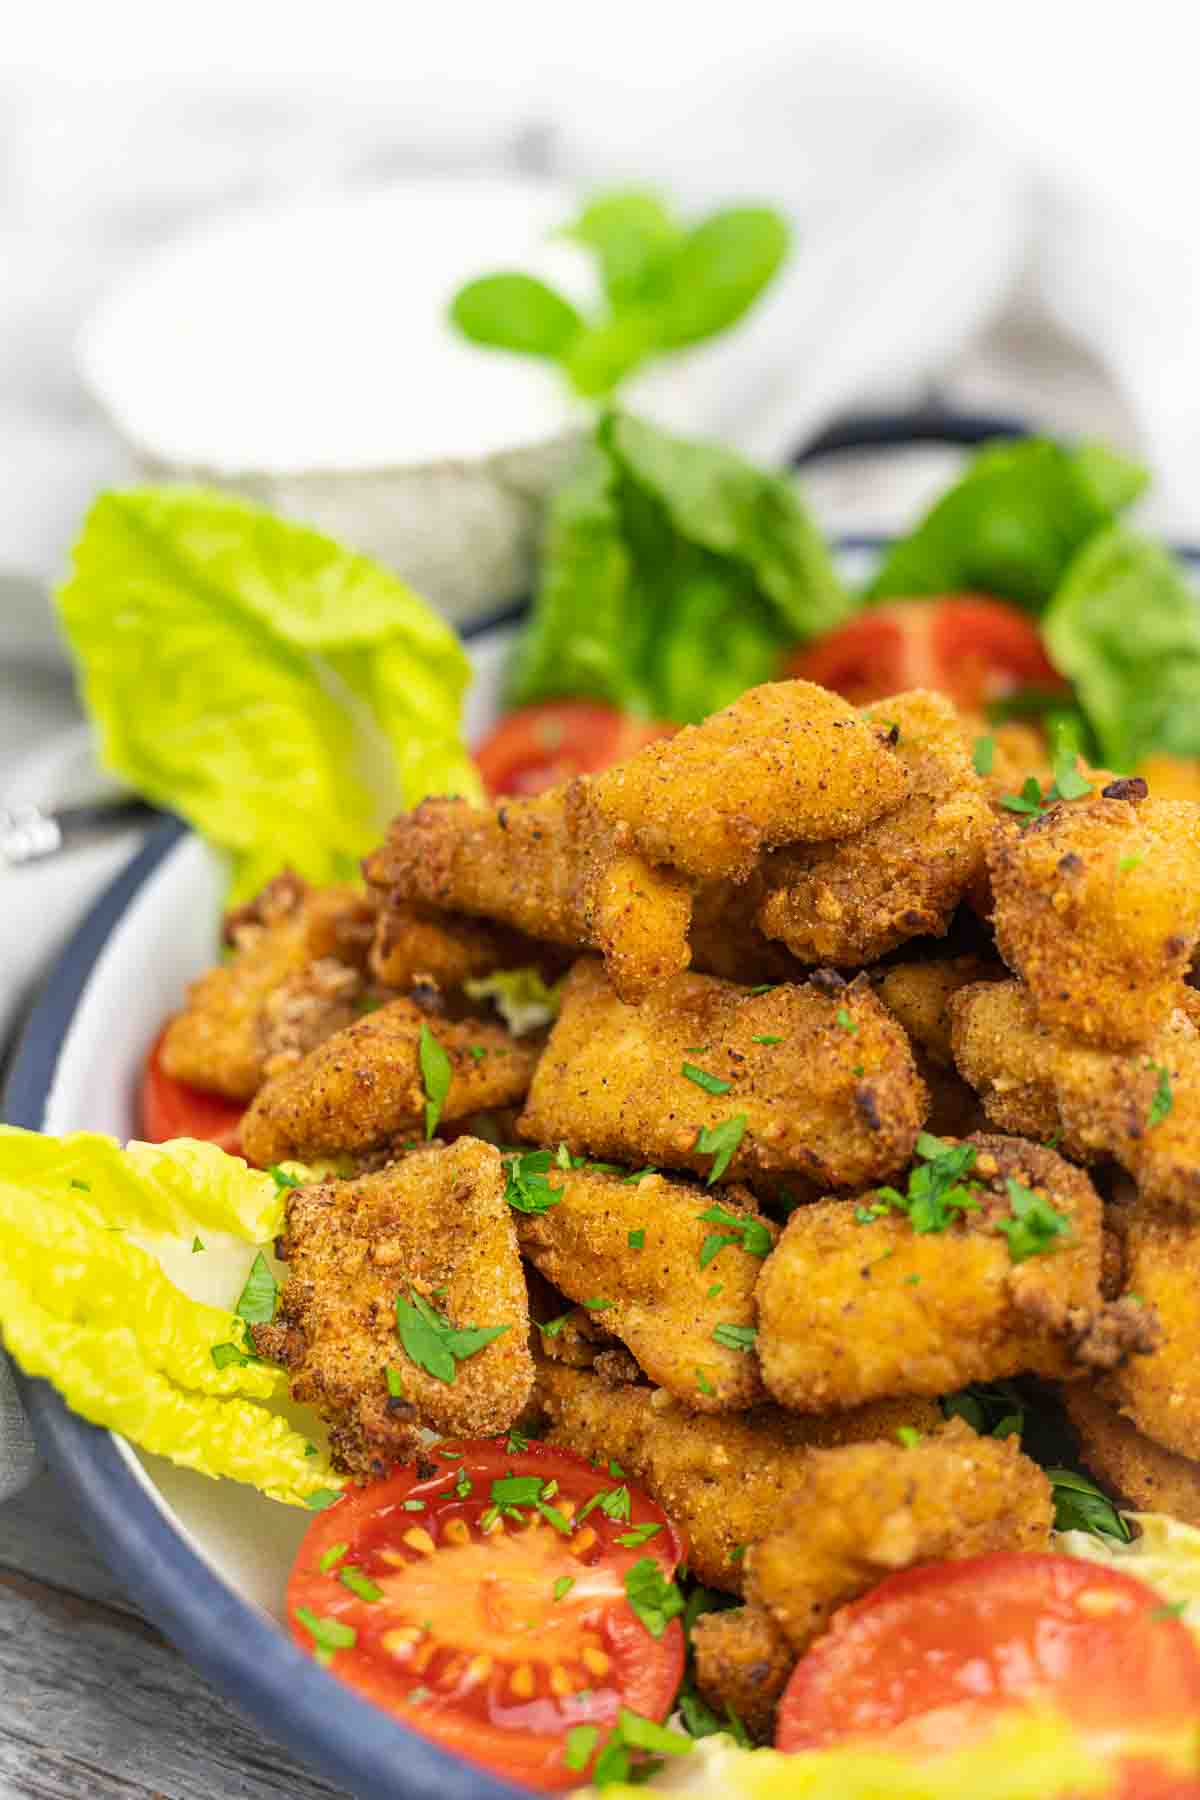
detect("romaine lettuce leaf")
[1043,526,1200,769]
[0,1130,339,1505]
[866,438,1147,611]
[509,411,850,723]
[56,489,481,902]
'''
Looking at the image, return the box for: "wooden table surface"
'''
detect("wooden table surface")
[0,1472,352,1800]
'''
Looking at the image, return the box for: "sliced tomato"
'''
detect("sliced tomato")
[784,595,1070,712]
[288,1439,686,1790]
[139,1026,246,1154]
[777,1553,1200,1796]
[474,702,675,798]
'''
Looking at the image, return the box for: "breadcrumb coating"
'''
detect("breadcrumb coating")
[251,1140,532,1474]
[1062,1381,1200,1528]
[587,679,910,883]
[691,1603,794,1741]
[367,898,536,992]
[875,954,1007,1068]
[518,958,927,1192]
[1101,1202,1200,1461]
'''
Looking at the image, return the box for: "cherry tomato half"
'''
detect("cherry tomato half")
[289,1439,686,1790]
[474,702,676,799]
[776,1553,1200,1797]
[784,595,1070,712]
[139,1026,246,1155]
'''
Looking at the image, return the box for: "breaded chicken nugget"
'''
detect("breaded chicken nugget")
[949,979,1078,1147]
[161,873,374,1100]
[757,691,991,965]
[1101,1203,1200,1461]
[368,898,537,992]
[587,679,910,883]
[1062,1382,1200,1528]
[686,874,809,987]
[240,998,540,1166]
[691,1604,794,1741]
[537,1361,943,1593]
[516,1165,773,1410]
[989,788,1200,1048]
[756,1135,1147,1413]
[518,959,927,1192]
[876,954,1007,1068]
[251,1140,532,1473]
[745,1419,1053,1653]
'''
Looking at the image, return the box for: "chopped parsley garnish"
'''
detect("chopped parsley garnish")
[896,1426,922,1448]
[402,1499,426,1512]
[385,1365,406,1399]
[583,1296,614,1311]
[506,1429,530,1454]
[454,1469,473,1500]
[1149,1063,1174,1128]
[697,1203,772,1267]
[1118,853,1143,874]
[712,1323,757,1353]
[972,735,995,775]
[554,1576,575,1603]
[588,1708,694,1784]
[628,1228,645,1249]
[395,1290,509,1384]
[69,1178,91,1191]
[874,1132,982,1234]
[303,1488,342,1512]
[234,1251,278,1326]
[622,1166,658,1183]
[1153,1600,1189,1620]
[999,776,1048,816]
[318,1541,347,1573]
[1047,1468,1132,1542]
[609,1460,626,1477]
[615,1522,663,1548]
[751,1034,782,1046]
[191,1236,204,1254]
[706,1283,722,1299]
[579,1484,632,1525]
[304,1442,318,1457]
[695,1367,714,1396]
[624,1558,685,1638]
[339,1565,383,1603]
[682,1062,732,1096]
[467,1045,487,1061]
[999,756,1093,817]
[564,1724,599,1773]
[491,1474,544,1506]
[746,984,775,995]
[417,1022,452,1139]
[537,1313,572,1338]
[995,1177,1071,1263]
[295,1607,356,1655]
[503,1148,561,1214]
[269,1164,302,1189]
[694,1114,747,1184]
[834,1007,858,1035]
[683,1045,710,1055]
[210,1341,252,1370]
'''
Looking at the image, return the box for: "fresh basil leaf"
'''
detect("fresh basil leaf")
[866,439,1147,612]
[1047,1467,1132,1541]
[448,272,582,359]
[652,206,790,349]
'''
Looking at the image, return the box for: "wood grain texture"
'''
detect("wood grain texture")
[0,1481,351,1800]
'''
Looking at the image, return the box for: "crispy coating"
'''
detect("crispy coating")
[587,679,910,883]
[1101,1203,1200,1460]
[537,1361,943,1593]
[518,959,927,1192]
[1137,755,1200,805]
[517,1167,773,1411]
[745,1419,1054,1653]
[364,791,692,1005]
[989,792,1200,1048]
[757,691,991,965]
[691,1604,794,1742]
[368,898,536,992]
[876,954,1007,1068]
[161,875,374,1100]
[687,874,809,987]
[1062,1382,1200,1527]
[240,998,540,1166]
[251,1140,532,1473]
[950,979,1081,1147]
[756,1135,1142,1413]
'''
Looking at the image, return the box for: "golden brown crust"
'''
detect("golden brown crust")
[691,1604,794,1741]
[518,959,927,1192]
[876,954,1007,1068]
[949,979,1071,1146]
[587,679,910,883]
[757,691,991,965]
[755,1135,1127,1412]
[537,1361,942,1593]
[745,1419,1054,1653]
[240,998,540,1166]
[1062,1382,1200,1527]
[517,1167,772,1411]
[989,794,1200,1049]
[1101,1203,1200,1460]
[251,1140,532,1473]
[367,898,536,992]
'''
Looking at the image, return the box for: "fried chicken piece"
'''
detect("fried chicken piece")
[756,1135,1144,1413]
[876,954,1007,1068]
[757,691,991,965]
[950,979,1081,1148]
[517,1166,773,1411]
[368,898,536,992]
[745,1419,1054,1654]
[989,789,1200,1048]
[587,679,910,883]
[537,1361,943,1593]
[1062,1383,1200,1528]
[1100,1203,1200,1461]
[251,1140,532,1473]
[364,791,691,1005]
[518,959,927,1192]
[161,874,374,1100]
[240,998,540,1166]
[686,874,809,987]
[1137,755,1200,805]
[691,1604,794,1742]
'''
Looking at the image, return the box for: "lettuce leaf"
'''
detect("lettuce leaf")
[508,411,850,723]
[56,489,482,902]
[0,1130,339,1506]
[462,966,564,1036]
[1042,526,1200,770]
[866,439,1148,611]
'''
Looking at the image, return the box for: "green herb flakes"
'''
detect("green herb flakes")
[295,1607,356,1655]
[615,1522,663,1548]
[695,1367,714,1396]
[694,1114,747,1184]
[506,1429,530,1454]
[503,1148,561,1214]
[712,1323,757,1353]
[385,1365,405,1398]
[874,1133,982,1235]
[234,1251,278,1326]
[564,1723,600,1773]
[751,1034,782,1046]
[682,1062,732,1096]
[835,1007,858,1035]
[554,1576,576,1604]
[1149,1063,1174,1128]
[269,1164,302,1189]
[318,1541,347,1574]
[896,1426,922,1448]
[190,1236,204,1254]
[339,1565,382,1603]
[697,1203,772,1267]
[1048,1468,1132,1542]
[624,1558,684,1638]
[395,1290,509,1384]
[628,1228,645,1248]
[972,735,995,775]
[417,1022,452,1139]
[995,1177,1071,1264]
[304,1488,342,1512]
